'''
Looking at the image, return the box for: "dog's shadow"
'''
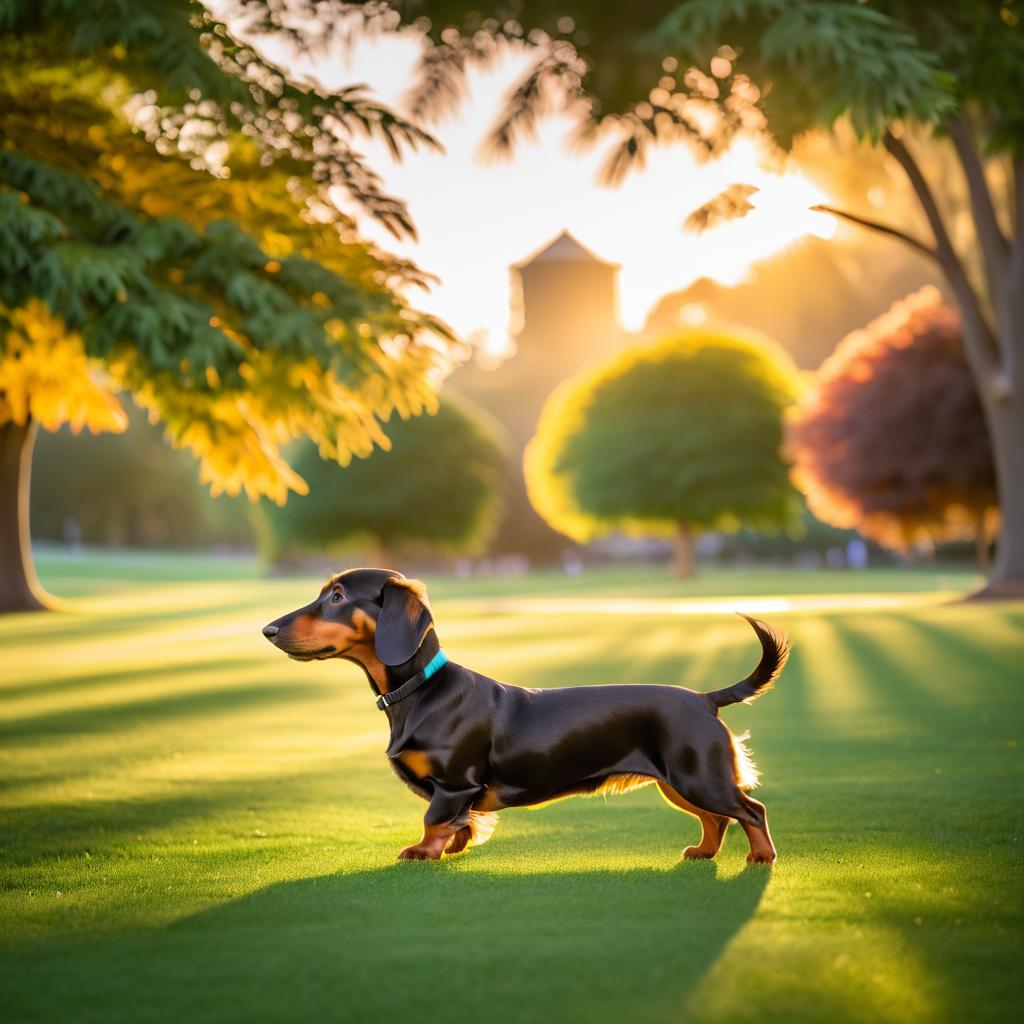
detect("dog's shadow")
[7,856,768,1022]
[163,857,766,1021]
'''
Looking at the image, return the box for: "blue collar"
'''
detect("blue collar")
[376,649,448,711]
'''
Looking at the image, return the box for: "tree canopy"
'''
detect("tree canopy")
[524,328,801,573]
[361,2,978,170]
[1,1,455,502]
[788,287,997,561]
[262,394,506,562]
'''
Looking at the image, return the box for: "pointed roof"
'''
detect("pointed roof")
[512,230,619,270]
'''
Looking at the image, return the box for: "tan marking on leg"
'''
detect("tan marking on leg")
[444,826,473,855]
[739,797,776,864]
[397,750,434,778]
[472,788,506,813]
[397,822,458,861]
[656,781,731,860]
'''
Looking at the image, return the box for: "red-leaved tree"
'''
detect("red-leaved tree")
[788,288,998,568]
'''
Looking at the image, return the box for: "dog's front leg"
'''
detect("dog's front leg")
[398,785,481,861]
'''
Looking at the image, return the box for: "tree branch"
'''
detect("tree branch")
[946,115,1008,298]
[883,129,1001,380]
[810,203,938,261]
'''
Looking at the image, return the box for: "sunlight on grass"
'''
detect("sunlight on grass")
[445,590,959,618]
[786,615,879,718]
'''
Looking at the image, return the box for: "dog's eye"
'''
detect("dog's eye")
[331,591,343,604]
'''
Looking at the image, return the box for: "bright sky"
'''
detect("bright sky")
[286,28,836,355]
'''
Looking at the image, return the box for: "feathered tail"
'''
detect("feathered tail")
[706,614,790,709]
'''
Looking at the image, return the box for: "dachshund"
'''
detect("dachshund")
[262,568,789,864]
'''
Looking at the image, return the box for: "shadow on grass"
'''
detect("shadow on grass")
[3,861,769,1024]
[0,678,324,742]
[0,769,342,865]
[0,594,275,645]
[0,656,267,704]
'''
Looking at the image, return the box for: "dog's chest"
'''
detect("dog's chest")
[388,752,433,800]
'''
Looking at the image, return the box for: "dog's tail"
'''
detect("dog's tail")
[706,614,790,709]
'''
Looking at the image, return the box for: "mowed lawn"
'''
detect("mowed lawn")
[1,556,1022,1024]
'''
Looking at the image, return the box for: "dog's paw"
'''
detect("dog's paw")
[397,844,443,861]
[682,846,716,860]
[745,851,777,865]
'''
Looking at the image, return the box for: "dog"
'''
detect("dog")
[262,568,789,864]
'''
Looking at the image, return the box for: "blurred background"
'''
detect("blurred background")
[14,0,1005,594]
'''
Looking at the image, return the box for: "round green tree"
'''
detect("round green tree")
[262,396,506,564]
[525,329,801,575]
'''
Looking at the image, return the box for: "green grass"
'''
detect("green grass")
[2,558,1022,1023]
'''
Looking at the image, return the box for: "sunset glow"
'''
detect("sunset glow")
[284,31,838,355]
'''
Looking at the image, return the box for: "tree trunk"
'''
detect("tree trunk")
[974,508,991,575]
[976,392,1024,597]
[0,419,48,613]
[673,522,695,578]
[970,212,1024,598]
[878,130,1024,598]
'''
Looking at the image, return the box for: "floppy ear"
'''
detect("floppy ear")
[374,578,434,666]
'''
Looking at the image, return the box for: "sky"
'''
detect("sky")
[281,27,837,356]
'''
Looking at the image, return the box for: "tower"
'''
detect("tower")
[451,231,623,560]
[512,231,621,386]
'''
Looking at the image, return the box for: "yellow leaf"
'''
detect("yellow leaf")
[0,300,127,434]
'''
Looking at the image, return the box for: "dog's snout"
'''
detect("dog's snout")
[262,624,279,639]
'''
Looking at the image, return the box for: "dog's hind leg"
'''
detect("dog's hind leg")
[444,825,472,855]
[656,782,731,860]
[735,794,776,865]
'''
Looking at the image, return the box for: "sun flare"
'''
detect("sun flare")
[282,31,839,356]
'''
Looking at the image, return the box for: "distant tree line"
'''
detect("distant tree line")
[32,405,254,550]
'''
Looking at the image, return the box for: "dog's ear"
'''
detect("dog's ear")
[374,578,434,666]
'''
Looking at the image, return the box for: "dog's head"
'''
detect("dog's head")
[261,568,434,666]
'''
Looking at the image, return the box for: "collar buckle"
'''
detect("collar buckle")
[374,649,448,712]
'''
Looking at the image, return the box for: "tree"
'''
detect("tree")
[368,0,1024,595]
[524,329,801,576]
[788,288,998,568]
[261,395,506,564]
[0,1,454,611]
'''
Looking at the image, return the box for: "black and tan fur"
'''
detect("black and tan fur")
[263,568,789,864]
